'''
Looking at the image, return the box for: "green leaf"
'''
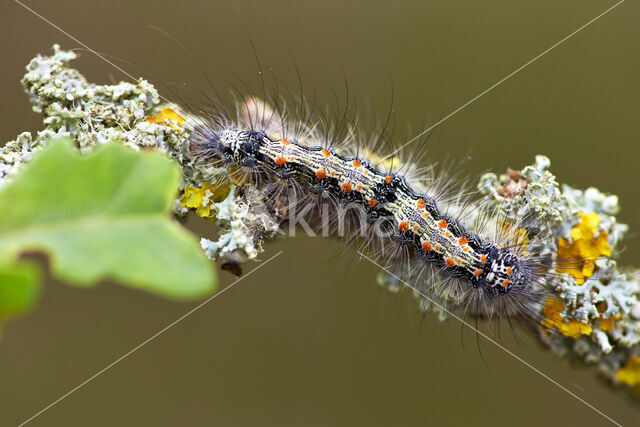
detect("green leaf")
[0,261,41,318]
[0,138,216,299]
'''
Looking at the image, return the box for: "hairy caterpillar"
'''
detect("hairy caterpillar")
[4,0,638,421]
[186,97,556,325]
[5,18,637,427]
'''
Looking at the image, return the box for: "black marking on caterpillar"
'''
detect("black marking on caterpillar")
[189,124,553,323]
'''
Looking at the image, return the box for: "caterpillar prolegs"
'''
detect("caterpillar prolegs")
[189,120,553,323]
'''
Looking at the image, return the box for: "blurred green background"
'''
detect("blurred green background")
[1,0,639,425]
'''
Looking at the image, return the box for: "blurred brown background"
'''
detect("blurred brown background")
[1,0,639,425]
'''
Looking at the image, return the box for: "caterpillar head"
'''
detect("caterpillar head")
[190,128,267,167]
[484,249,528,296]
[231,129,268,167]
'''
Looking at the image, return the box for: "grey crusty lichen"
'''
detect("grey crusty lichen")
[2,45,277,271]
[4,45,640,395]
[479,157,640,391]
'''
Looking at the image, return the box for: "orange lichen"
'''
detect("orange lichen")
[599,315,620,333]
[145,106,185,130]
[542,298,592,338]
[556,212,612,284]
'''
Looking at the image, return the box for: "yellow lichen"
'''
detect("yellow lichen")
[599,315,620,333]
[542,297,592,338]
[179,181,230,217]
[360,149,402,172]
[497,220,529,252]
[145,106,185,130]
[617,356,640,385]
[556,212,611,284]
[228,167,252,186]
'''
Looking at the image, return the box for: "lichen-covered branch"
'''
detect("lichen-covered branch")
[4,45,640,397]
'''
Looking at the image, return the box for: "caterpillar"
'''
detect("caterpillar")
[6,0,637,417]
[186,98,554,325]
[9,37,637,425]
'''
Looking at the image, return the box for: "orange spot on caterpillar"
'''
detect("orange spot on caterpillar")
[321,149,331,157]
[369,198,377,208]
[506,266,513,275]
[444,231,451,237]
[316,169,327,180]
[435,243,441,252]
[352,159,362,168]
[281,139,291,146]
[398,221,409,232]
[438,219,448,229]
[463,246,470,252]
[275,156,287,165]
[384,175,393,183]
[413,224,419,232]
[501,279,510,287]
[480,254,487,263]
[288,156,295,161]
[341,182,352,193]
[332,157,339,163]
[422,212,430,219]
[473,268,483,277]
[330,171,336,177]
[416,199,426,209]
[458,236,468,245]
[445,257,455,267]
[422,241,432,251]
[363,169,369,175]
[356,184,363,191]
[455,257,462,265]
